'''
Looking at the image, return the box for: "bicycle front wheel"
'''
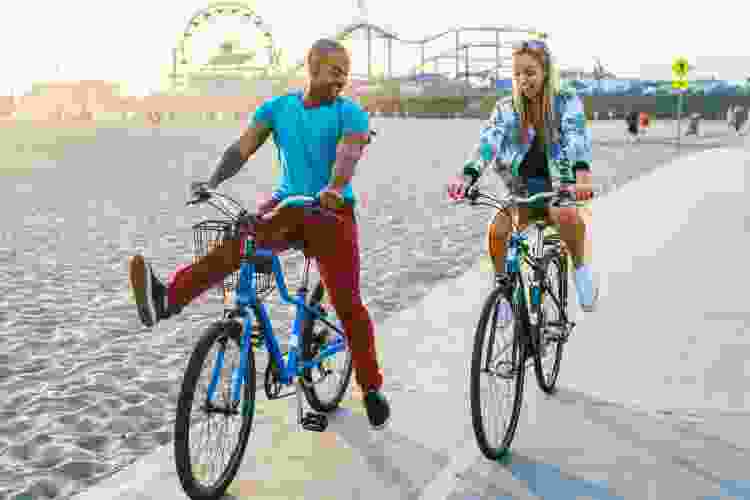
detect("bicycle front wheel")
[470,284,527,460]
[301,281,353,413]
[174,320,256,500]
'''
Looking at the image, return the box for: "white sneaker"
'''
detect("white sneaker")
[574,264,600,313]
[581,276,600,313]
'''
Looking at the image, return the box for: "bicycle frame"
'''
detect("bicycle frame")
[503,211,538,299]
[466,187,569,335]
[510,217,572,322]
[206,244,347,404]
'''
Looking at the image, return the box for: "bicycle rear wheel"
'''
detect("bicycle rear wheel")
[470,284,528,460]
[532,248,568,394]
[301,281,353,412]
[174,320,256,500]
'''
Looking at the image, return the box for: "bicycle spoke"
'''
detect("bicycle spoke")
[187,340,247,486]
[482,367,514,447]
[313,350,348,400]
[531,252,567,393]
[300,283,354,414]
[482,378,498,444]
[477,294,518,451]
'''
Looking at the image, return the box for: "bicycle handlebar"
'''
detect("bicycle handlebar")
[186,188,341,224]
[457,183,602,211]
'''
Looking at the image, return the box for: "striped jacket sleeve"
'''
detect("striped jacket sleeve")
[557,93,592,174]
[463,96,514,186]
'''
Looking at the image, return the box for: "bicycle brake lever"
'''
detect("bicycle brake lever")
[464,185,480,203]
[553,196,577,208]
[186,190,211,206]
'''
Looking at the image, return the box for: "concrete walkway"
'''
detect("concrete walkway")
[72,147,750,500]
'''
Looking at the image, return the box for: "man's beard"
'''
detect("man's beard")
[311,83,341,102]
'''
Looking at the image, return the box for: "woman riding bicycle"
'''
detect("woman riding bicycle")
[127,39,390,429]
[448,38,600,312]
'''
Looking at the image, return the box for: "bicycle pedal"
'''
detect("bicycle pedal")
[301,412,328,432]
[560,322,575,342]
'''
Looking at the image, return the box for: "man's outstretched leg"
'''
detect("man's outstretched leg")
[128,237,243,327]
[129,193,312,329]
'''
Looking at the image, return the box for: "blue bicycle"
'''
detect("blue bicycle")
[173,188,353,500]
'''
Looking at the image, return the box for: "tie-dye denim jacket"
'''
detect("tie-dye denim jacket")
[463,88,592,189]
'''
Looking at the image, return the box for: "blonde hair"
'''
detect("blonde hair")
[511,45,560,146]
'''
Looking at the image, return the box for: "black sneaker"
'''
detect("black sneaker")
[128,254,172,327]
[363,389,391,430]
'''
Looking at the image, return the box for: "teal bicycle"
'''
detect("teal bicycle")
[459,182,598,460]
[173,188,353,500]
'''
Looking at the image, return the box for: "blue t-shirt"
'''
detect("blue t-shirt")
[252,92,369,205]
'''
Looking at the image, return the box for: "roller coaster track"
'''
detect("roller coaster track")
[290,22,543,78]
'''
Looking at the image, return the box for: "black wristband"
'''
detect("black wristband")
[572,161,591,173]
[462,166,480,184]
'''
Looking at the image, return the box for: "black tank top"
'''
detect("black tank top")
[519,131,549,180]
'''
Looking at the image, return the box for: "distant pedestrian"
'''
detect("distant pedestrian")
[638,111,650,136]
[625,110,639,143]
[727,105,736,132]
[734,106,747,135]
[685,112,701,136]
[740,108,750,136]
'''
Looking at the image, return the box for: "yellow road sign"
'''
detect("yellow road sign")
[672,57,689,78]
[672,79,689,89]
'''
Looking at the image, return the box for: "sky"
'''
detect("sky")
[2,0,747,96]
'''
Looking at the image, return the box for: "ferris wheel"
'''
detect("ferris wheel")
[172,1,277,92]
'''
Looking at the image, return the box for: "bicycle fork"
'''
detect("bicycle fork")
[204,348,250,417]
[507,234,539,326]
[536,258,575,344]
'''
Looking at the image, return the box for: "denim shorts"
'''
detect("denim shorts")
[525,176,552,218]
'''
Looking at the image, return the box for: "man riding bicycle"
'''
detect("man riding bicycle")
[448,39,600,313]
[128,39,390,430]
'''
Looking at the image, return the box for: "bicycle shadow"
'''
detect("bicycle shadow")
[489,450,626,500]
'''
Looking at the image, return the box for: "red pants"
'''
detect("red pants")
[167,198,383,392]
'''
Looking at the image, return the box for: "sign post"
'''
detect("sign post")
[672,57,690,151]
[672,81,688,150]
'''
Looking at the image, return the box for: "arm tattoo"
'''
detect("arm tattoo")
[208,139,246,189]
[329,142,365,190]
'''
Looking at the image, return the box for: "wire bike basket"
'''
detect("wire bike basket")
[191,219,275,301]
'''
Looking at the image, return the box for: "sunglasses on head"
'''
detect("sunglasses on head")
[512,39,549,53]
